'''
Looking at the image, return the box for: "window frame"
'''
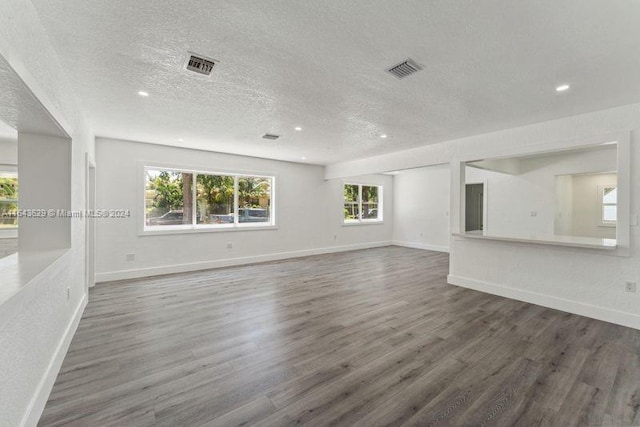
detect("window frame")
[598,183,617,227]
[141,164,276,235]
[342,182,383,225]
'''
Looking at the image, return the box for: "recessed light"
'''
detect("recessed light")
[301,156,306,160]
[555,84,570,92]
[392,171,399,174]
[138,91,149,97]
[177,138,184,142]
[380,134,388,139]
[295,126,302,131]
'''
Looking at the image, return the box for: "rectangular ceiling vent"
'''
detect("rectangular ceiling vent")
[185,53,216,76]
[386,58,423,79]
[262,133,280,140]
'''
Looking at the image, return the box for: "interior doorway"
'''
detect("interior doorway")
[465,183,484,232]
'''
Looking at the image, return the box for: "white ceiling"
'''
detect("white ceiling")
[0,54,68,140]
[31,0,640,165]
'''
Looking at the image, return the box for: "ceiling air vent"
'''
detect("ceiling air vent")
[262,133,280,140]
[386,58,423,79]
[185,53,216,76]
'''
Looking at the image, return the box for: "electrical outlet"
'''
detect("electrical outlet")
[530,211,537,217]
[125,253,135,262]
[226,242,233,249]
[626,281,637,293]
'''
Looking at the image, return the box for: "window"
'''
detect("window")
[145,167,274,230]
[343,183,382,223]
[600,184,617,225]
[237,176,272,224]
[196,174,234,225]
[0,175,18,229]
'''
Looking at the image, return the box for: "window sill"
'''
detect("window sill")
[0,229,18,238]
[598,223,616,228]
[455,231,617,250]
[0,249,69,307]
[140,224,278,236]
[342,220,385,227]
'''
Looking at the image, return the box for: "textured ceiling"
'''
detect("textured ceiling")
[0,54,67,139]
[30,0,640,165]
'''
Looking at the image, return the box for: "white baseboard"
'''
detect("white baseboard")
[448,274,640,330]
[392,240,449,253]
[22,294,87,427]
[96,241,393,283]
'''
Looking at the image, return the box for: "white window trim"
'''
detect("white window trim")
[342,183,383,225]
[598,183,617,227]
[140,163,277,235]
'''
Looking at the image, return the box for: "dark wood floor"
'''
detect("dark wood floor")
[40,247,640,426]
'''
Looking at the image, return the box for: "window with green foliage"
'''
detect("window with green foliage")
[196,174,235,225]
[343,183,382,223]
[145,167,273,230]
[0,175,18,229]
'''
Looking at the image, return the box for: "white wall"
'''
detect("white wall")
[456,131,639,329]
[95,138,393,281]
[328,103,640,329]
[392,164,450,252]
[0,139,17,167]
[554,174,573,236]
[18,133,72,252]
[0,1,94,426]
[571,173,617,239]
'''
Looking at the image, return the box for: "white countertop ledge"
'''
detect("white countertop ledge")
[0,249,69,306]
[455,231,617,250]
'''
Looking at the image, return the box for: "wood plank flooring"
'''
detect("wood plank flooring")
[39,247,640,426]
